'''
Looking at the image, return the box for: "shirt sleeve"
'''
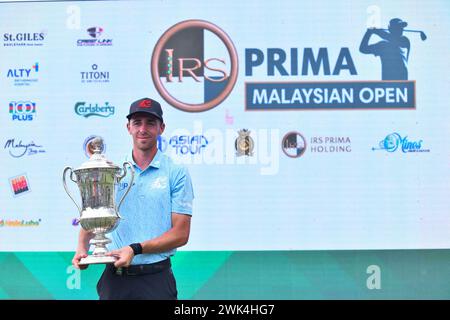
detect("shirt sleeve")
[170,167,194,215]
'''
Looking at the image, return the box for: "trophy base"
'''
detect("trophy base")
[79,255,117,266]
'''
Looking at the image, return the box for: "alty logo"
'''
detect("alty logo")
[372,133,430,153]
[6,62,39,86]
[151,20,238,112]
[9,101,36,121]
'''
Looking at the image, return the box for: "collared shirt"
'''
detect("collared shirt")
[108,149,194,265]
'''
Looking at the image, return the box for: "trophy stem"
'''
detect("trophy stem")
[79,232,116,265]
[90,232,111,256]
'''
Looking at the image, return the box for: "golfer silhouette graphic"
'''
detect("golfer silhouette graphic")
[360,18,410,80]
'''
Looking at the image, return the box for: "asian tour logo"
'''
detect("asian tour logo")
[158,135,209,155]
[151,20,238,112]
[372,133,430,153]
[9,101,36,121]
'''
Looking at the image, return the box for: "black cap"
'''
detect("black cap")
[126,98,164,122]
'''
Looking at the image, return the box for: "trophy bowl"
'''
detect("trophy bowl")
[63,137,134,265]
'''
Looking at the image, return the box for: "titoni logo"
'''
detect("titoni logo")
[151,20,238,112]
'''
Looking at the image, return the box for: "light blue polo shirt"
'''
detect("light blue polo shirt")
[108,149,194,265]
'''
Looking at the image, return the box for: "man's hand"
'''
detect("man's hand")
[106,246,135,268]
[72,251,89,270]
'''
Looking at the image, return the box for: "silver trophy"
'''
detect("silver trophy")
[63,137,134,265]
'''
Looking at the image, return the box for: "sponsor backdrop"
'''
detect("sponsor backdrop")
[0,0,449,299]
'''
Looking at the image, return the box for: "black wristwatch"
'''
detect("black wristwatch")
[129,243,143,256]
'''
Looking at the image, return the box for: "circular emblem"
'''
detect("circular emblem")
[83,135,105,158]
[281,132,306,158]
[151,20,238,112]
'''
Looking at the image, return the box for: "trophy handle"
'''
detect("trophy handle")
[62,166,82,214]
[116,161,135,212]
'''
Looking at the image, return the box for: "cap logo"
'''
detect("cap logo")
[139,99,152,108]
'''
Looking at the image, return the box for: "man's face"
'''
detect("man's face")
[127,113,165,152]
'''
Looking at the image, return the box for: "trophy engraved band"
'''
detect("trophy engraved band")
[63,137,134,265]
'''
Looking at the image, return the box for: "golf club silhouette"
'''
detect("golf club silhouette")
[381,28,427,40]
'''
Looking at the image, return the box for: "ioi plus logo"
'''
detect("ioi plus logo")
[151,20,238,112]
[372,133,430,153]
[9,101,36,121]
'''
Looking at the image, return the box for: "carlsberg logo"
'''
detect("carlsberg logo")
[74,102,115,118]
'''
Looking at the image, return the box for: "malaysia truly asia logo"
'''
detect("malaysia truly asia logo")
[245,18,425,110]
[4,138,45,158]
[372,133,430,153]
[151,20,238,112]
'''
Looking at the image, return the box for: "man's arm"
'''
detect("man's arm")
[359,28,374,54]
[142,213,191,253]
[107,213,191,268]
[72,228,95,269]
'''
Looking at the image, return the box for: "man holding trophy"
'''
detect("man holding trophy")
[69,98,194,300]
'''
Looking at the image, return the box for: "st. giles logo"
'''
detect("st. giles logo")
[151,20,238,112]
